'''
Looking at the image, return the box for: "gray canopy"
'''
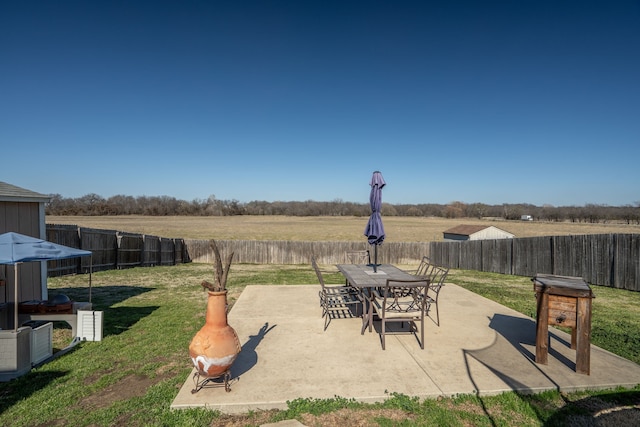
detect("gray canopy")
[0,232,92,331]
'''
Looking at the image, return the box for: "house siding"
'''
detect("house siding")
[0,183,50,325]
[0,202,43,306]
[472,227,514,240]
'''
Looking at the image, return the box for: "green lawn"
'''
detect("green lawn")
[1,263,638,426]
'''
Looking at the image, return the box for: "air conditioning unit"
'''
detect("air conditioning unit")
[77,310,103,342]
[28,321,53,365]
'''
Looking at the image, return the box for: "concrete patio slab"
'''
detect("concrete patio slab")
[171,284,640,414]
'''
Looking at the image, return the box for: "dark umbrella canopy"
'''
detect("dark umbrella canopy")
[364,171,386,271]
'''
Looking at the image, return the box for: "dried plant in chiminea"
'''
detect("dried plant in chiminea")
[200,239,234,292]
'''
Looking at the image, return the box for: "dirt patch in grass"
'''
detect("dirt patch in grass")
[214,408,414,427]
[299,408,415,426]
[34,419,67,427]
[212,410,279,427]
[36,371,172,427]
[443,399,485,417]
[77,373,163,411]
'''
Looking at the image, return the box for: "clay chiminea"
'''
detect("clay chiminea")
[188,240,241,380]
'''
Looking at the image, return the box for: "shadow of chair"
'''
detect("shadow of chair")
[371,279,430,349]
[311,257,361,331]
[425,265,449,326]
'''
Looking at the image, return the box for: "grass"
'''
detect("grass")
[1,263,639,426]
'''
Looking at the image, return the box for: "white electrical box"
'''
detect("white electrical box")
[77,310,103,342]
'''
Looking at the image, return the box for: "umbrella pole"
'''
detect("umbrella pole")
[374,246,378,273]
[13,263,18,332]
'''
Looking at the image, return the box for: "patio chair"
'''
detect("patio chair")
[311,257,361,331]
[424,265,449,326]
[414,256,436,280]
[345,250,370,264]
[344,249,370,286]
[371,279,430,350]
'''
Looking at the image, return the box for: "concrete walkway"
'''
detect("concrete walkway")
[171,284,640,414]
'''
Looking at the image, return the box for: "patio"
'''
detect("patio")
[171,283,640,414]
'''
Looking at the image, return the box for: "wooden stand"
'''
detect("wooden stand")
[533,274,594,375]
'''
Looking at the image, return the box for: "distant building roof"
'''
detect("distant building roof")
[0,181,50,202]
[443,224,492,236]
[443,224,515,241]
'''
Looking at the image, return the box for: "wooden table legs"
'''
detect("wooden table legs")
[535,292,592,375]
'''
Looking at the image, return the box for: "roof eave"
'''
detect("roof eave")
[0,195,51,203]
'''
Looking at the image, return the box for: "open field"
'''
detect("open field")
[47,215,640,241]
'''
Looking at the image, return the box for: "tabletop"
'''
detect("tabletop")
[532,274,593,298]
[336,264,416,288]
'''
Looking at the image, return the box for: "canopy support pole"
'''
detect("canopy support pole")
[89,255,93,304]
[13,263,19,332]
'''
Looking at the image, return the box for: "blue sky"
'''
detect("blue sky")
[2,1,639,207]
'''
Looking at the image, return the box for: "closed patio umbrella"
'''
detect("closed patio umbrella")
[364,171,386,272]
[0,232,92,331]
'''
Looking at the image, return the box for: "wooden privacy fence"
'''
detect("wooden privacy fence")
[429,233,640,291]
[45,225,429,275]
[46,224,84,276]
[46,224,186,276]
[183,239,430,266]
[45,225,639,291]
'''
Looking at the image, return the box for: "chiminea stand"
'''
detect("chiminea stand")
[191,370,232,393]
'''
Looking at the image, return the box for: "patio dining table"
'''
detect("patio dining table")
[336,263,418,334]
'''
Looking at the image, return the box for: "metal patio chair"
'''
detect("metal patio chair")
[425,265,449,326]
[345,250,370,264]
[414,256,437,280]
[344,249,370,287]
[312,257,361,331]
[371,278,430,349]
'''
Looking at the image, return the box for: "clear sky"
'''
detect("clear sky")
[2,1,639,207]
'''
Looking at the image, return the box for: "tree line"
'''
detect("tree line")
[45,193,640,224]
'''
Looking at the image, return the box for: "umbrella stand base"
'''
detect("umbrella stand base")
[367,263,381,273]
